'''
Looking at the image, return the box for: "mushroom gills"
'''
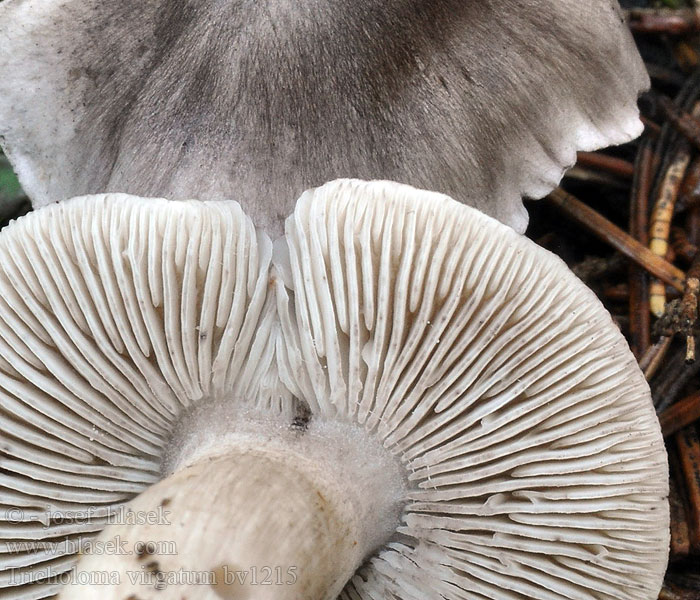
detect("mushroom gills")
[0,181,669,600]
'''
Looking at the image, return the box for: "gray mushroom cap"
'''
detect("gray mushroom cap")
[0,180,668,599]
[0,0,648,235]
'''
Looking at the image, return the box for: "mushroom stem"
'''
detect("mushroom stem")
[61,449,369,600]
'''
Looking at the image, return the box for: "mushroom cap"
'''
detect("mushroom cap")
[0,180,668,599]
[0,0,648,234]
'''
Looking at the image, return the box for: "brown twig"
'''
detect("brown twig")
[670,467,691,560]
[661,391,700,438]
[548,188,686,291]
[641,335,674,380]
[630,141,655,357]
[575,152,635,180]
[676,425,700,554]
[564,166,629,189]
[627,8,700,35]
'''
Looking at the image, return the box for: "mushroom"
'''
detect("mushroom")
[0,0,648,235]
[0,179,668,599]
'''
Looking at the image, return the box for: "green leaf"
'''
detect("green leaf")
[0,153,30,228]
[0,155,23,203]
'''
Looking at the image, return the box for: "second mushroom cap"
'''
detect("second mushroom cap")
[0,0,648,234]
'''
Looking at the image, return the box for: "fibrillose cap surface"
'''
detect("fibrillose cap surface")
[0,0,648,234]
[0,179,668,599]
